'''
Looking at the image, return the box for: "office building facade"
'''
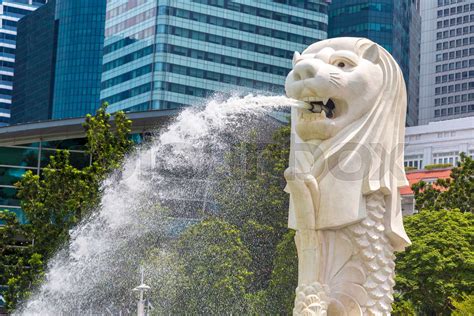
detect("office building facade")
[418,0,474,125]
[0,0,46,126]
[404,116,474,169]
[10,0,56,125]
[51,0,106,119]
[329,0,421,126]
[10,0,106,124]
[100,0,330,113]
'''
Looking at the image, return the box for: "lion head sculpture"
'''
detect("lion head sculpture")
[286,38,384,141]
[284,38,410,251]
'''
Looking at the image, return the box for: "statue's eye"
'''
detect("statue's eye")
[337,62,345,68]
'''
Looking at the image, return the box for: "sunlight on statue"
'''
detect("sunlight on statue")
[284,37,411,316]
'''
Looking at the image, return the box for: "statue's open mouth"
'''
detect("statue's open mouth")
[307,99,335,118]
[295,97,336,120]
[292,96,341,122]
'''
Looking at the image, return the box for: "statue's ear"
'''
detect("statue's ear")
[292,51,301,67]
[361,44,380,64]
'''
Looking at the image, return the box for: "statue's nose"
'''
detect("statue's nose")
[292,61,318,81]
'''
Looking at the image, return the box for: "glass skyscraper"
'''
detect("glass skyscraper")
[51,0,106,119]
[11,0,56,125]
[0,0,46,126]
[9,0,106,124]
[100,0,330,113]
[329,0,421,126]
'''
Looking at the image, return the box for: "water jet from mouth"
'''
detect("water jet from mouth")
[16,93,298,315]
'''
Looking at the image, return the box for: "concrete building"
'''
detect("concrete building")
[0,0,46,126]
[10,0,106,124]
[328,0,421,126]
[100,0,330,113]
[404,116,474,169]
[418,0,474,124]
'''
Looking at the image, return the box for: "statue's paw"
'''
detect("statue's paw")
[285,168,318,189]
[294,283,330,316]
[302,173,316,183]
[284,167,302,181]
[285,168,319,229]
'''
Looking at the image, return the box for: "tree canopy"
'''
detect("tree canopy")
[412,153,473,213]
[394,153,474,315]
[395,209,473,315]
[0,103,132,311]
[172,219,253,315]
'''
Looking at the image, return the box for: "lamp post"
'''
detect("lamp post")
[132,267,151,316]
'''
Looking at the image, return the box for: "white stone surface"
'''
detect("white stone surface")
[284,37,410,315]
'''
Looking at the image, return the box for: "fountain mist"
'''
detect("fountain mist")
[17,94,297,315]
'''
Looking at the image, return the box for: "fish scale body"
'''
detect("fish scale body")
[344,192,395,315]
[293,192,398,315]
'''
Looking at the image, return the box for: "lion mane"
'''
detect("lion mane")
[287,38,411,251]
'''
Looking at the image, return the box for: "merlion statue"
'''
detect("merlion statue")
[284,37,411,315]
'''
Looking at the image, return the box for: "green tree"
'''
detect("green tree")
[398,153,474,314]
[395,209,473,315]
[214,125,291,292]
[15,103,132,259]
[0,211,37,311]
[0,103,132,311]
[172,218,253,315]
[4,253,43,310]
[391,295,416,316]
[16,151,96,257]
[145,124,294,314]
[451,294,474,315]
[264,230,297,315]
[412,153,473,213]
[84,103,133,177]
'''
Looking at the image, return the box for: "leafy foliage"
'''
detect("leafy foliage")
[214,125,291,292]
[0,103,132,311]
[391,295,415,316]
[0,211,37,311]
[423,163,452,170]
[16,151,96,257]
[84,103,133,175]
[171,219,253,315]
[412,153,473,213]
[451,294,474,315]
[395,209,474,315]
[5,253,43,310]
[264,230,297,315]
[146,124,294,314]
[398,155,474,314]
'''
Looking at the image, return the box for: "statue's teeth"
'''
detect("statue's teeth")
[322,98,329,105]
[312,104,322,113]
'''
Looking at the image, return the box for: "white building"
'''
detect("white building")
[404,116,474,169]
[418,0,474,125]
